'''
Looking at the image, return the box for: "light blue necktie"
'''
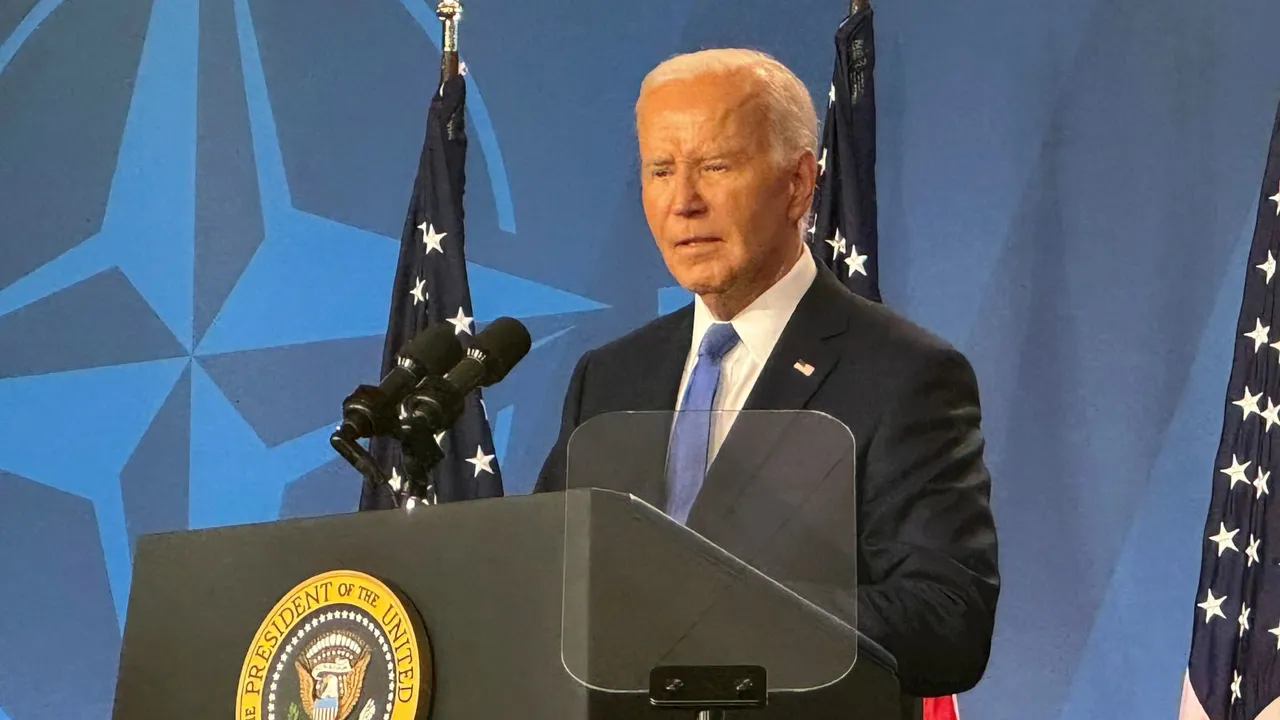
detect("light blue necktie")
[666,322,740,525]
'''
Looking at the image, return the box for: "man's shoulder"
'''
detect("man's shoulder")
[560,304,691,415]
[583,303,692,364]
[823,281,960,362]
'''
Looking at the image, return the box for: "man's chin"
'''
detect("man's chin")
[673,278,729,297]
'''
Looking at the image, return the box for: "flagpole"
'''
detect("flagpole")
[437,0,461,81]
[436,0,463,141]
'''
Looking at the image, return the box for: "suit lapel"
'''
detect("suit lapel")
[647,307,694,411]
[742,265,848,412]
[649,268,849,415]
[623,306,693,511]
[686,266,850,530]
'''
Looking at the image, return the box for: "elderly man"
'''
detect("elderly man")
[534,49,999,704]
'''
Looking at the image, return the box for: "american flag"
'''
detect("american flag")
[808,4,880,303]
[1179,99,1280,720]
[360,71,504,510]
[810,7,959,719]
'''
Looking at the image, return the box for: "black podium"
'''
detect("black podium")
[113,411,903,719]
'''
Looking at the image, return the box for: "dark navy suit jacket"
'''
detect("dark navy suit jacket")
[534,264,1000,700]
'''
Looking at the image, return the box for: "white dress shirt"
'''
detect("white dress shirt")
[675,244,818,464]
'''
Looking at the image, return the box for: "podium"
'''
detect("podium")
[113,411,904,719]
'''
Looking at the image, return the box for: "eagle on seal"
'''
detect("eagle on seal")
[295,630,372,720]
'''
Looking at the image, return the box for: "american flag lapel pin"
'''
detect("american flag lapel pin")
[793,360,815,376]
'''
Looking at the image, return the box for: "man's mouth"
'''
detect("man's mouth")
[675,236,721,247]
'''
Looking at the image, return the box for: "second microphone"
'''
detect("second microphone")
[404,316,532,434]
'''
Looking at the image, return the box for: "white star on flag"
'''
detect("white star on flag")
[829,83,836,105]
[1259,250,1277,284]
[1261,397,1280,432]
[410,277,427,305]
[1233,386,1262,420]
[1270,620,1280,649]
[1244,318,1270,351]
[447,307,473,335]
[1208,522,1239,556]
[459,60,469,76]
[1198,589,1227,623]
[1220,455,1251,488]
[1270,182,1280,216]
[466,446,495,477]
[818,148,828,175]
[434,430,446,449]
[845,246,869,277]
[1239,602,1252,637]
[1231,671,1243,702]
[420,222,447,255]
[1245,534,1261,566]
[480,398,489,421]
[825,228,846,256]
[1255,469,1271,499]
[388,468,403,493]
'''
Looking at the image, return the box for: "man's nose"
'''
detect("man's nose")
[672,169,707,218]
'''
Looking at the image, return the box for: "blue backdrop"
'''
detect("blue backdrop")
[2,0,1279,718]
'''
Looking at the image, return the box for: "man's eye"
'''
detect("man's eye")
[704,163,728,172]
[650,168,672,178]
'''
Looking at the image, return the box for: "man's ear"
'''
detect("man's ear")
[788,149,818,225]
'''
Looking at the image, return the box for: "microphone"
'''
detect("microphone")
[405,316,532,432]
[338,324,464,439]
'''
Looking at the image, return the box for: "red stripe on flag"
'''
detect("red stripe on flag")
[923,695,959,720]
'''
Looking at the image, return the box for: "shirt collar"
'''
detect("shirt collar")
[690,244,817,364]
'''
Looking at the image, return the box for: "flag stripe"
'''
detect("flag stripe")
[922,694,960,720]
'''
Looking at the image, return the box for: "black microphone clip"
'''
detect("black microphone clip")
[337,325,463,440]
[399,317,531,437]
[338,383,398,439]
[402,374,465,436]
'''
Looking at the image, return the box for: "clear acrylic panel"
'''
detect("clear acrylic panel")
[560,410,859,693]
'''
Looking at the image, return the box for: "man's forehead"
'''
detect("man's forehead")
[637,86,767,140]
[638,72,760,114]
[638,104,739,135]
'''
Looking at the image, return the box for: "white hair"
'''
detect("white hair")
[638,48,819,166]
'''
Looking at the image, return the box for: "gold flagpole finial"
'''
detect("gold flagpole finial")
[437,0,462,81]
[851,0,869,12]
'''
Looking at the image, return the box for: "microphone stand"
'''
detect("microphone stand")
[329,390,454,509]
[330,430,389,492]
[329,425,444,509]
[397,412,445,506]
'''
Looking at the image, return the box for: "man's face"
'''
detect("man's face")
[636,71,812,311]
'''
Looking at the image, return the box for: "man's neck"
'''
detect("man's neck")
[701,241,805,321]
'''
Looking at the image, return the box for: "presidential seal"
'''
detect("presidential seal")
[236,570,431,720]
